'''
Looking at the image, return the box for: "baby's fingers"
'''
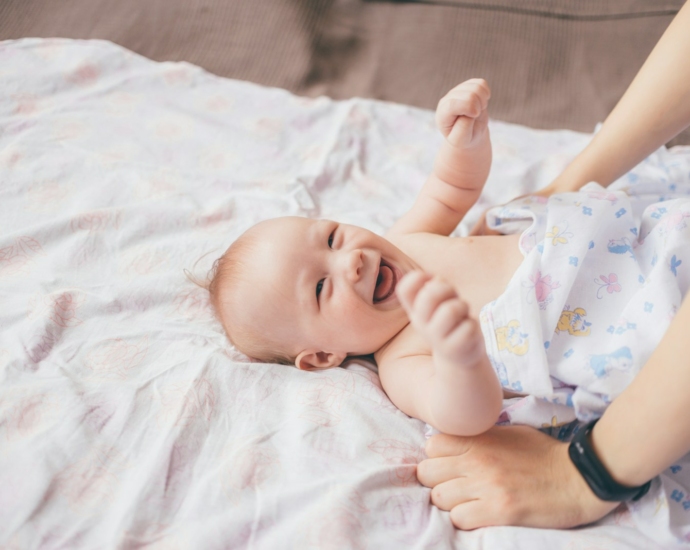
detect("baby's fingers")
[427,297,470,340]
[440,317,485,365]
[437,79,490,121]
[413,280,461,326]
[398,273,458,326]
[396,270,432,313]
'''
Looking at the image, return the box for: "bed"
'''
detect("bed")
[2,38,690,548]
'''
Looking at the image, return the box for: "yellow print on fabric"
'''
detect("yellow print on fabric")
[495,320,529,355]
[545,225,573,246]
[555,307,591,336]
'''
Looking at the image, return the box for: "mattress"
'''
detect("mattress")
[1,38,689,548]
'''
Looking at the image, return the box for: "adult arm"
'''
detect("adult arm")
[544,0,690,195]
[417,292,690,529]
[418,0,690,528]
[471,0,690,235]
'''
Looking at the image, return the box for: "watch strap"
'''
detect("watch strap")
[568,419,651,502]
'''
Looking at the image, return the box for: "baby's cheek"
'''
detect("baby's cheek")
[329,296,370,332]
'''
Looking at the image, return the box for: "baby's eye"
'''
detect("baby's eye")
[316,278,325,300]
[328,229,335,249]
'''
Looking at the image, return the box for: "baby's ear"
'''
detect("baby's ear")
[295,350,347,371]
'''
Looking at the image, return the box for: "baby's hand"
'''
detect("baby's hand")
[396,271,487,368]
[436,78,491,150]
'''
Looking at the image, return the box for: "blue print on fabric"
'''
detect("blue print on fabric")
[607,238,634,257]
[491,359,523,392]
[589,347,633,378]
[671,255,682,276]
[607,322,637,335]
[651,207,667,219]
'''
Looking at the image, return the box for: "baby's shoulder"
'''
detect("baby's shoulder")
[374,323,431,372]
[374,324,435,415]
[385,230,453,268]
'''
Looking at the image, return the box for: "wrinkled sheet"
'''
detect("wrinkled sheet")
[1,38,688,548]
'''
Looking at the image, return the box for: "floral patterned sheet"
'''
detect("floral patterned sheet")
[1,38,685,548]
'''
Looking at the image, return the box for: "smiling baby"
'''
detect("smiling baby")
[208,75,690,437]
[207,79,523,436]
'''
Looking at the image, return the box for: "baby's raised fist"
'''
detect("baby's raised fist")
[396,270,487,368]
[435,78,491,150]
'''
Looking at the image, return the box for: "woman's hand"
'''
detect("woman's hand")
[416,426,618,530]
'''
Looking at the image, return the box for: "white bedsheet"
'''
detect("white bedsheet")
[1,38,688,548]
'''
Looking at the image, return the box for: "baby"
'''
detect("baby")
[209,79,521,436]
[208,79,690,437]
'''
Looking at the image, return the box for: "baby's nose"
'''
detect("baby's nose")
[346,249,364,281]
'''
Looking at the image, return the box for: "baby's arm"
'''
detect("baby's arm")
[387,79,492,239]
[382,271,503,436]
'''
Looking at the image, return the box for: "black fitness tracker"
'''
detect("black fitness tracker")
[568,419,651,502]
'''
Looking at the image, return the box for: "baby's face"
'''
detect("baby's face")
[237,216,415,365]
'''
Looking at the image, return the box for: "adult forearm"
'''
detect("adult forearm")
[549,0,690,194]
[591,293,690,487]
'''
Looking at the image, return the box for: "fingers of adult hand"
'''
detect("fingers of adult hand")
[395,270,431,313]
[417,455,467,488]
[429,477,477,512]
[449,500,493,530]
[425,432,473,458]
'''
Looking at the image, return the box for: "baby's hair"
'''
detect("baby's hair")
[185,230,296,367]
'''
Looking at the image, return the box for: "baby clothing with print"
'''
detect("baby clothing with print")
[480,179,690,429]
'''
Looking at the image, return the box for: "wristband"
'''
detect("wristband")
[568,419,651,502]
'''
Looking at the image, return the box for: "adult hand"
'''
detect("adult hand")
[416,425,618,529]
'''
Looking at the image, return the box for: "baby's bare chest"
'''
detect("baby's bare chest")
[393,232,523,316]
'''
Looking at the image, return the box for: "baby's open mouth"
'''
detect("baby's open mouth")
[373,258,397,303]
